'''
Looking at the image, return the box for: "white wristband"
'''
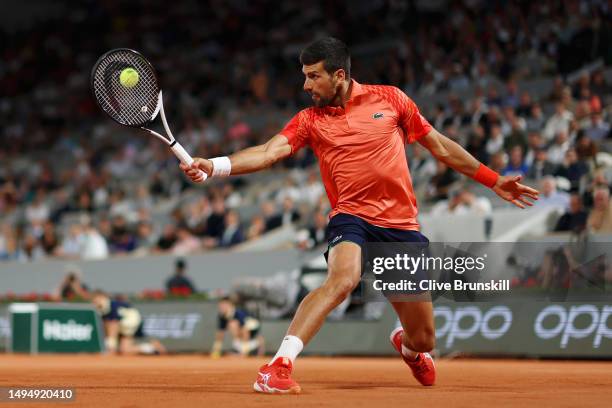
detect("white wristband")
[211,156,232,177]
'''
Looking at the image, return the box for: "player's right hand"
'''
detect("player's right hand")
[180,158,212,182]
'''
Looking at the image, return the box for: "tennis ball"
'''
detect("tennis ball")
[119,68,139,88]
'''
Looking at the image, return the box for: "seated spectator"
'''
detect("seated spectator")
[80,217,109,260]
[266,197,300,231]
[584,112,610,141]
[165,258,196,296]
[171,227,201,255]
[109,215,136,253]
[156,224,178,252]
[0,224,18,261]
[485,124,504,155]
[502,146,529,177]
[300,172,324,206]
[575,132,598,165]
[40,221,59,256]
[275,177,301,204]
[524,131,544,166]
[219,210,244,247]
[587,188,612,233]
[430,187,492,216]
[246,215,266,241]
[547,130,570,165]
[543,102,573,141]
[527,148,556,180]
[204,196,227,239]
[554,148,589,189]
[534,176,570,210]
[554,194,588,233]
[426,162,459,202]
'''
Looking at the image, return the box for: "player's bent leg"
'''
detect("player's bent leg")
[286,241,361,343]
[390,300,436,386]
[254,241,362,394]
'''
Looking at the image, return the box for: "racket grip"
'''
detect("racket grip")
[171,142,208,182]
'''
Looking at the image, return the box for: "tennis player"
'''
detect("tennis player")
[181,37,539,394]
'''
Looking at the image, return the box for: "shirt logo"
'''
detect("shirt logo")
[331,235,343,244]
[373,112,384,119]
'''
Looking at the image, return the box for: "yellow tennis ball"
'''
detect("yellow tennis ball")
[119,68,139,88]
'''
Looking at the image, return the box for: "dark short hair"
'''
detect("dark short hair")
[300,37,351,79]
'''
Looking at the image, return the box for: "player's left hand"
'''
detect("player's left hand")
[492,175,539,209]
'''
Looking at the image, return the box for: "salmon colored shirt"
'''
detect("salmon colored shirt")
[280,80,432,230]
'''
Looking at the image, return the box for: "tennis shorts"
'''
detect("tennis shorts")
[325,213,430,296]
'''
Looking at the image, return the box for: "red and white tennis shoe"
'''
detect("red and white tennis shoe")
[390,327,436,386]
[253,357,301,394]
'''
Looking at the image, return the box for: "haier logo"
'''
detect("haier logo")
[435,305,513,347]
[43,319,93,342]
[534,305,612,348]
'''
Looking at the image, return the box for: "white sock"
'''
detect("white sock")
[401,343,419,361]
[269,335,303,365]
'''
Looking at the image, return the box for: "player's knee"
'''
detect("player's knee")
[323,276,359,302]
[407,328,435,352]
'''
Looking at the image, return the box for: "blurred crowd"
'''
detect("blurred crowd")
[1,0,612,262]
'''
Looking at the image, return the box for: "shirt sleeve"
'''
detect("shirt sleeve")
[280,110,311,154]
[394,88,432,144]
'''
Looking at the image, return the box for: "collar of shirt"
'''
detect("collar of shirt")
[323,79,364,115]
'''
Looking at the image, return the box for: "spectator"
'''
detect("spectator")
[219,210,244,247]
[554,194,588,233]
[275,177,301,204]
[109,215,136,254]
[575,132,598,165]
[543,103,574,141]
[300,172,324,206]
[40,222,60,256]
[204,196,227,239]
[502,146,529,177]
[266,197,300,231]
[527,148,556,180]
[171,227,201,255]
[80,217,109,260]
[485,124,505,155]
[156,224,178,252]
[584,112,610,141]
[554,148,589,189]
[430,188,492,216]
[547,131,570,165]
[246,215,266,241]
[534,176,570,210]
[165,258,196,296]
[426,162,459,202]
[587,188,612,233]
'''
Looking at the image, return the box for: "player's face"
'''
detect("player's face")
[302,62,343,108]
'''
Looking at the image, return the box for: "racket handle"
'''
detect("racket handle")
[171,142,208,183]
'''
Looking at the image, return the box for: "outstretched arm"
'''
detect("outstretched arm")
[418,128,539,208]
[180,134,292,182]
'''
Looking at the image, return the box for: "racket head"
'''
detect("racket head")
[91,48,160,127]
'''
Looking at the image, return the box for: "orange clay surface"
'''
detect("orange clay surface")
[0,354,611,407]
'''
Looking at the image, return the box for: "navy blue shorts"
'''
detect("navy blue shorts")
[325,213,430,296]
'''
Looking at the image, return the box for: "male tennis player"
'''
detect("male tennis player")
[181,37,539,394]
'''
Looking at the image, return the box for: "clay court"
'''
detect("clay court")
[0,355,610,407]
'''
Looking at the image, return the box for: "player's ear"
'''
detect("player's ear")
[334,69,346,82]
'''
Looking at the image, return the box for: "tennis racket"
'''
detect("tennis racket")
[90,48,207,182]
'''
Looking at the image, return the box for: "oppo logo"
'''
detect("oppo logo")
[534,305,612,348]
[435,305,513,347]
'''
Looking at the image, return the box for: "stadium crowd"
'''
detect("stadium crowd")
[1,0,612,262]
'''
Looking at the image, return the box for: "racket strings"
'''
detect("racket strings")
[92,50,160,127]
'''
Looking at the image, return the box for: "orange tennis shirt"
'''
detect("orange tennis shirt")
[280,79,432,231]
